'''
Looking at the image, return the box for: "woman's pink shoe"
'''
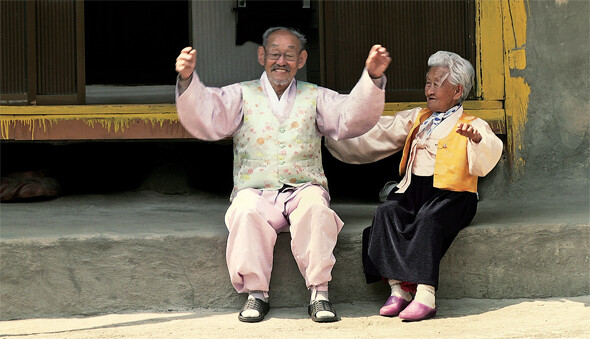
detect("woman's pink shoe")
[399,300,437,321]
[379,296,411,317]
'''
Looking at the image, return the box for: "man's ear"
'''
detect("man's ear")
[297,50,308,70]
[257,46,265,66]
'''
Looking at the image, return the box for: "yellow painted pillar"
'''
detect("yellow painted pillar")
[476,0,505,101]
[502,0,531,180]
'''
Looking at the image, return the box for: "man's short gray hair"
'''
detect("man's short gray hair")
[427,51,474,103]
[262,27,307,52]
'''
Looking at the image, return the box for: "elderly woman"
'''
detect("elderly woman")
[325,51,503,321]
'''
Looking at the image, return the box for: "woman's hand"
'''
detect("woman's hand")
[456,123,482,143]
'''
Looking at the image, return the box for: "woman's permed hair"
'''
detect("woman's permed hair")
[262,27,307,52]
[427,51,474,103]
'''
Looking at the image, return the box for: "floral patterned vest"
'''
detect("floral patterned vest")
[231,80,328,199]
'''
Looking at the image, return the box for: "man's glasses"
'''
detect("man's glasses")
[266,50,299,62]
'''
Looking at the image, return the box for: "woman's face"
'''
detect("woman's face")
[424,66,463,112]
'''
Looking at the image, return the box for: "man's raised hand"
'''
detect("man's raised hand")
[366,44,391,79]
[176,47,197,80]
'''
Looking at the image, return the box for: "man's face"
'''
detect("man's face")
[258,30,307,89]
[424,66,463,112]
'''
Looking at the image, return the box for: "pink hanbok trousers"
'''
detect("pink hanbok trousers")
[224,185,344,295]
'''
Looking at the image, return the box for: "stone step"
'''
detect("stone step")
[1,191,588,320]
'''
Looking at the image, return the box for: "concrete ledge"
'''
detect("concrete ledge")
[1,191,588,320]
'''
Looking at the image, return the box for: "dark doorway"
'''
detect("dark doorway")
[84,1,190,85]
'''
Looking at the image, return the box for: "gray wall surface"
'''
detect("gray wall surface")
[480,0,589,203]
[515,0,589,199]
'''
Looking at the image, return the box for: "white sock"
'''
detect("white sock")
[241,291,268,318]
[388,279,412,301]
[250,291,268,303]
[414,284,436,308]
[310,289,334,318]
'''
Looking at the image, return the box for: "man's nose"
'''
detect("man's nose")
[276,54,287,64]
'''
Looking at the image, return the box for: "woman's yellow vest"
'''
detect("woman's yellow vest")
[399,108,478,193]
[231,80,328,198]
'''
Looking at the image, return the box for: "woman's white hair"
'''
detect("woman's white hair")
[427,51,474,103]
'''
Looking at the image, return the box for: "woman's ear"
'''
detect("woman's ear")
[453,84,464,101]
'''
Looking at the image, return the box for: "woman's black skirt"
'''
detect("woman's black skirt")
[362,174,478,289]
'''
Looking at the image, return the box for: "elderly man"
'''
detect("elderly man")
[326,51,503,322]
[175,27,390,323]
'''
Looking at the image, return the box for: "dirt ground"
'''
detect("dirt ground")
[1,296,589,339]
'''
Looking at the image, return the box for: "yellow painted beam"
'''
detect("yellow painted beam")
[384,100,503,112]
[0,105,185,140]
[383,104,506,135]
[3,102,504,117]
[1,100,506,140]
[0,104,177,115]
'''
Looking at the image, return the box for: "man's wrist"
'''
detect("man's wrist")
[179,73,193,81]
